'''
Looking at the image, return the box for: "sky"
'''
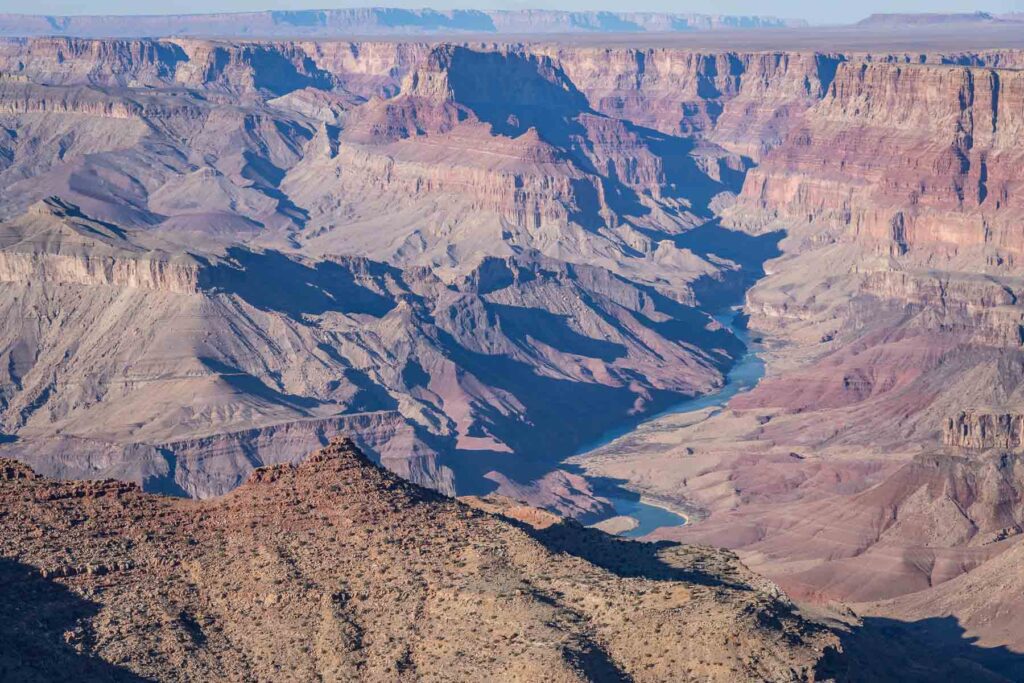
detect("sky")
[0,0,1020,26]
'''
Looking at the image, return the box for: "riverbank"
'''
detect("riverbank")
[588,494,694,538]
[572,305,766,537]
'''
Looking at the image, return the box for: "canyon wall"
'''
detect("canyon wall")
[733,60,1024,263]
[3,36,1024,534]
[943,410,1024,449]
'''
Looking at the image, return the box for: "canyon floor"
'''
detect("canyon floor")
[2,18,1024,680]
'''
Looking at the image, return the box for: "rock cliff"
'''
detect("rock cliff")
[943,411,1024,449]
[732,60,1024,263]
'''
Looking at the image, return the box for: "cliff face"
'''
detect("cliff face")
[0,37,428,99]
[528,47,839,155]
[722,54,1024,442]
[0,250,201,293]
[944,411,1024,449]
[0,38,188,87]
[0,198,204,293]
[733,60,1024,262]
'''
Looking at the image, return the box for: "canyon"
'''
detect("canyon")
[2,18,1024,680]
[572,40,1024,679]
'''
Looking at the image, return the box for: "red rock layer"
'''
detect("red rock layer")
[735,60,1024,263]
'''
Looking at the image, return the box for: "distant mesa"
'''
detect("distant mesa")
[0,8,805,38]
[856,11,1005,27]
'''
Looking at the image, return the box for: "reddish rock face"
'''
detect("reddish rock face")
[734,60,1024,262]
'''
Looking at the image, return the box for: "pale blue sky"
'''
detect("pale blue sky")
[0,0,1019,26]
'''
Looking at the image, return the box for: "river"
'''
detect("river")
[572,306,766,538]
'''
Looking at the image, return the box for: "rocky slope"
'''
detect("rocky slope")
[0,437,840,682]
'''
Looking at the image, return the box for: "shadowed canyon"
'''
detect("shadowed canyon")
[3,15,1024,681]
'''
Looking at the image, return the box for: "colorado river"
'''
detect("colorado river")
[573,306,766,537]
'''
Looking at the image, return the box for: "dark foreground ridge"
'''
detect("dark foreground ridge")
[1,437,835,682]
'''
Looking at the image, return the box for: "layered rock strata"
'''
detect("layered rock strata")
[5,38,1024,621]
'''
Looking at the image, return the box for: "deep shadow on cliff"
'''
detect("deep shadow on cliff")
[523,521,749,590]
[445,47,739,225]
[818,614,1024,682]
[446,47,590,148]
[678,220,785,308]
[204,248,398,319]
[0,558,150,682]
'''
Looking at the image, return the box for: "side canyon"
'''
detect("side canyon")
[2,32,1024,679]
